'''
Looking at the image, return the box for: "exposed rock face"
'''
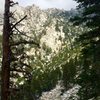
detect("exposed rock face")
[0,5,77,53]
[0,4,82,99]
[11,5,68,52]
[0,13,3,34]
[39,81,80,100]
[11,5,47,33]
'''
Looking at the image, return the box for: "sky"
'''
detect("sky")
[0,0,77,12]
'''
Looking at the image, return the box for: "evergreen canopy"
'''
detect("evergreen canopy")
[72,0,100,100]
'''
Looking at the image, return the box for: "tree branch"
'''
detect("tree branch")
[10,69,29,73]
[10,40,40,47]
[14,27,34,39]
[11,15,27,29]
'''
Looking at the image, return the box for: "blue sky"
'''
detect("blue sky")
[0,0,77,11]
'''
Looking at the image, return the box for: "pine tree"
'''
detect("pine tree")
[72,0,100,99]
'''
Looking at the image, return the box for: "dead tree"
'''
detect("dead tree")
[1,0,11,100]
[1,0,39,100]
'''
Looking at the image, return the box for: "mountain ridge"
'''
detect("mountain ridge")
[0,4,77,57]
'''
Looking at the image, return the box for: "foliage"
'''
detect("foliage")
[72,0,100,99]
[0,4,91,99]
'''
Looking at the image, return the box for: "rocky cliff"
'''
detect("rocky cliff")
[0,4,76,61]
[0,4,83,99]
[0,5,77,52]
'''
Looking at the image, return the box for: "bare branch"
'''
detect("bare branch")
[10,1,19,7]
[10,69,29,73]
[11,15,27,29]
[14,27,34,39]
[20,62,33,70]
[10,40,40,47]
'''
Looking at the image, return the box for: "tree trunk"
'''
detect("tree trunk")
[1,0,11,100]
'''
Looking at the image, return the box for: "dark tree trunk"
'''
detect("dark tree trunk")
[1,0,11,100]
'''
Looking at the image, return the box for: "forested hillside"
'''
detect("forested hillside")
[0,0,100,100]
